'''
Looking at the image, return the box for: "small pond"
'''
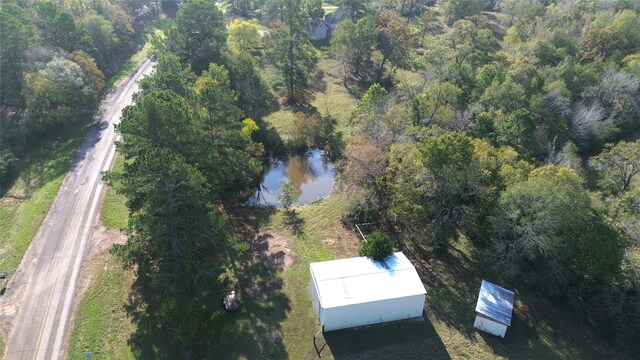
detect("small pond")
[250,149,336,207]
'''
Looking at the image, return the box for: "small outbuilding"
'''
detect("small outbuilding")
[307,19,329,41]
[309,252,427,332]
[473,280,515,338]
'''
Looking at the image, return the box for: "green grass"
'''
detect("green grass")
[311,57,359,127]
[322,2,338,15]
[105,28,164,91]
[262,109,298,140]
[67,252,136,360]
[100,155,128,230]
[276,196,355,358]
[0,124,85,359]
[205,195,354,359]
[262,56,360,141]
[0,128,84,274]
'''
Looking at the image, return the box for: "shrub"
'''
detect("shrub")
[359,230,393,260]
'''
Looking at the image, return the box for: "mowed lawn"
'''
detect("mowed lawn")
[262,55,359,141]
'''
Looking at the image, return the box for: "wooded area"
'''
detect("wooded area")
[4,0,640,358]
[0,0,163,191]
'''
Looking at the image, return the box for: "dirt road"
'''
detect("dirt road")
[0,59,154,360]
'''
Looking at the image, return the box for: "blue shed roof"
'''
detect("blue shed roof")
[475,280,515,326]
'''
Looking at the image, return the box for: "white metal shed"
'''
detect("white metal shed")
[309,252,427,331]
[473,280,515,338]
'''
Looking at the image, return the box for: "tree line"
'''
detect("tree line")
[0,0,162,191]
[335,0,640,353]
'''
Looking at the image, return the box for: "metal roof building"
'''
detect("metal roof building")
[309,252,427,331]
[473,280,515,338]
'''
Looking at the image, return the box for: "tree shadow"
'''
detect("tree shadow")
[319,316,451,359]
[0,115,96,197]
[409,243,485,340]
[477,291,631,360]
[311,68,328,94]
[123,206,291,359]
[225,205,277,232]
[404,240,628,359]
[210,248,291,359]
[283,208,305,236]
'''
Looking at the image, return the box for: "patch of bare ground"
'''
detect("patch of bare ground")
[321,223,362,258]
[63,222,127,356]
[246,231,293,271]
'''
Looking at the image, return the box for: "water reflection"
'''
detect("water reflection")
[251,149,336,206]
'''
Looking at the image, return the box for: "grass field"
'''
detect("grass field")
[100,155,128,230]
[262,56,359,141]
[67,250,136,360]
[0,126,84,274]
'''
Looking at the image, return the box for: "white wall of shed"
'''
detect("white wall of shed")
[473,315,508,338]
[310,272,322,321]
[321,294,425,331]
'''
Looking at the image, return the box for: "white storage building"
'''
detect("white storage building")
[309,252,427,332]
[473,280,515,338]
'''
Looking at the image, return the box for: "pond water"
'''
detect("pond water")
[251,149,336,207]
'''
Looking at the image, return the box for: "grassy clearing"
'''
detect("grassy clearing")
[100,155,128,230]
[322,2,338,15]
[311,57,359,127]
[276,196,359,359]
[67,250,136,360]
[207,194,357,359]
[262,109,298,140]
[262,56,360,141]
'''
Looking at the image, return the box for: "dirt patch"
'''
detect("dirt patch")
[63,223,128,358]
[246,231,293,271]
[322,237,335,245]
[74,224,127,304]
[322,224,362,258]
[91,224,128,252]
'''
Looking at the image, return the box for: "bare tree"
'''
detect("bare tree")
[585,69,640,127]
[570,101,609,148]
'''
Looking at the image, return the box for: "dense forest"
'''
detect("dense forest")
[4,0,640,358]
